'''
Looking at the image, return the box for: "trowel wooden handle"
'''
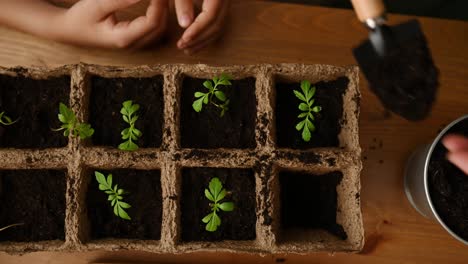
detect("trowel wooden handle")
[351,0,386,22]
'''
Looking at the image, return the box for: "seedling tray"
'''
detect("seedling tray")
[0,64,363,254]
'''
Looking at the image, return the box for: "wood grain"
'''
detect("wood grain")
[1,1,468,263]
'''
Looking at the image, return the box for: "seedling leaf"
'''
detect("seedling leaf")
[119,202,131,209]
[0,111,19,126]
[203,80,214,90]
[193,97,204,112]
[293,90,306,102]
[55,103,94,139]
[202,213,212,224]
[294,81,321,142]
[119,100,141,151]
[114,204,119,216]
[302,125,311,142]
[206,213,220,232]
[299,103,309,111]
[205,189,215,202]
[95,172,107,185]
[301,80,310,94]
[307,120,315,131]
[309,86,316,98]
[209,177,222,200]
[312,106,322,112]
[212,213,221,226]
[217,189,226,202]
[295,119,305,131]
[214,91,226,102]
[107,174,112,186]
[202,177,235,232]
[0,223,24,232]
[118,206,131,220]
[219,202,234,212]
[195,92,205,98]
[192,74,233,117]
[95,171,131,220]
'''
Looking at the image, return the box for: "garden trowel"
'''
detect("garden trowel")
[351,0,439,121]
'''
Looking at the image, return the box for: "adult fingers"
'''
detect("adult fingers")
[179,0,225,44]
[110,0,167,48]
[175,0,195,28]
[442,134,468,152]
[447,151,468,175]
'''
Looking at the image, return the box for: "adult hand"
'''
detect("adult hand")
[58,0,169,49]
[442,134,468,175]
[174,0,230,54]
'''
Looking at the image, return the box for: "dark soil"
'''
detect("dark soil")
[180,77,257,149]
[89,76,164,148]
[0,75,70,148]
[86,169,162,240]
[428,119,468,240]
[275,77,348,149]
[353,20,438,121]
[279,170,347,240]
[0,170,66,241]
[180,167,256,241]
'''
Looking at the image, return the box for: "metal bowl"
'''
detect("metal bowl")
[404,114,468,245]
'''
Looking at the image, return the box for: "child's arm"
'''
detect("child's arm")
[0,0,169,49]
[174,0,230,54]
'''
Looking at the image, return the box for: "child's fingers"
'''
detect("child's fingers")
[130,7,168,49]
[179,22,220,50]
[129,22,166,50]
[93,0,142,19]
[447,151,468,175]
[175,0,194,28]
[179,0,225,44]
[110,0,167,48]
[183,32,221,55]
[442,134,468,152]
[178,1,227,49]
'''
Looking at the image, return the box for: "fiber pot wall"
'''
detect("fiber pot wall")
[0,64,363,254]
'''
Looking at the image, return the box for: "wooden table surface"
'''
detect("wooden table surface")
[0,1,467,263]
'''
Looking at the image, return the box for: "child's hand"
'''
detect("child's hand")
[175,0,230,54]
[442,134,468,175]
[59,0,169,48]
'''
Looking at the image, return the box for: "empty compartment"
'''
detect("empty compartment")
[89,76,164,148]
[0,170,66,242]
[86,169,162,240]
[278,170,346,242]
[0,74,70,148]
[180,167,256,241]
[180,76,257,149]
[275,77,349,149]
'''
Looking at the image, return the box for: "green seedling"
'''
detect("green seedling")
[0,223,24,232]
[202,177,234,232]
[192,74,232,117]
[95,171,131,220]
[118,100,142,151]
[294,80,322,142]
[54,103,94,139]
[0,111,17,126]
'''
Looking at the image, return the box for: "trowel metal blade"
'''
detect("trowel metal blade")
[353,19,439,121]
